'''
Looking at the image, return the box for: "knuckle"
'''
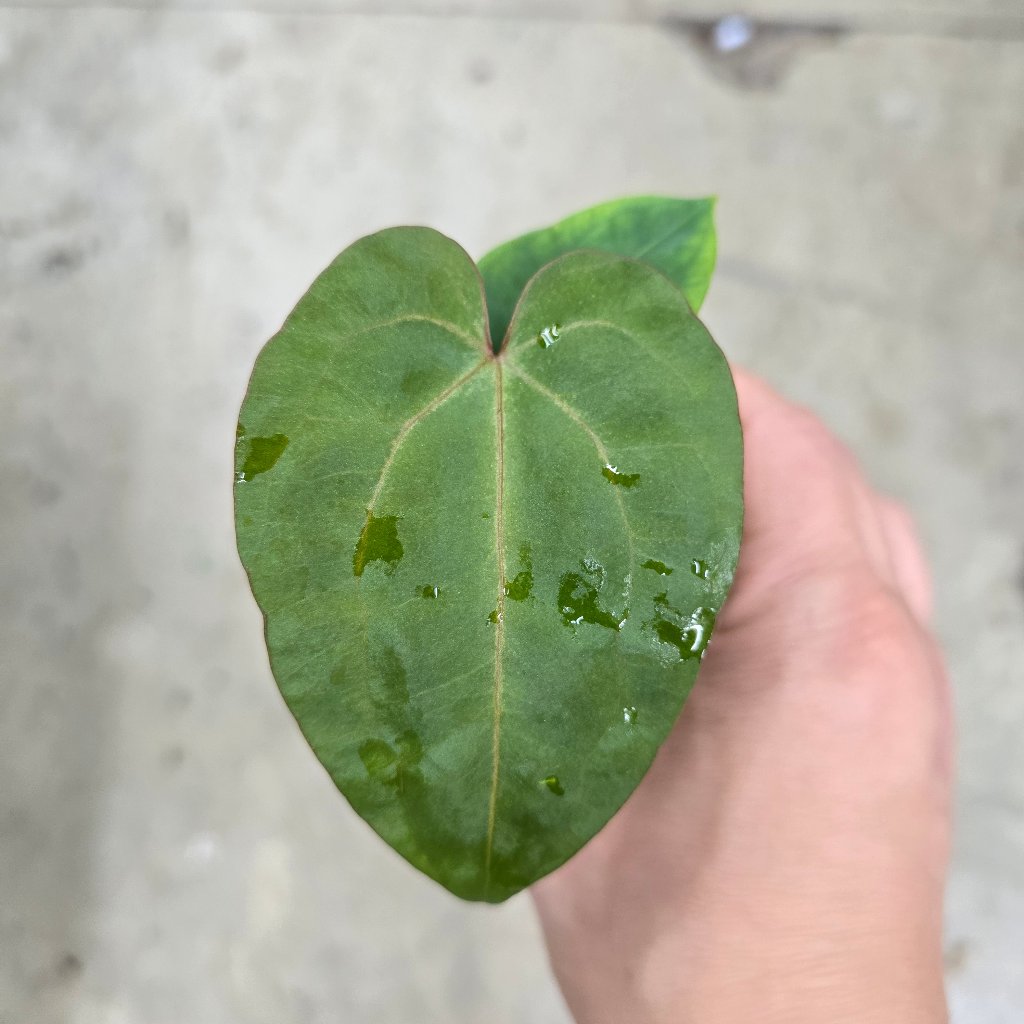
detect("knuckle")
[820,573,939,727]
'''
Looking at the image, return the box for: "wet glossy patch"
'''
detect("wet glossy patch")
[236,432,289,483]
[558,558,626,630]
[649,592,716,660]
[420,585,440,599]
[353,511,404,577]
[504,544,533,601]
[374,645,410,707]
[691,559,711,580]
[537,323,561,349]
[623,705,638,725]
[602,464,640,488]
[542,775,565,796]
[487,608,501,625]
[642,559,672,576]
[400,368,434,396]
[358,729,424,791]
[358,738,395,777]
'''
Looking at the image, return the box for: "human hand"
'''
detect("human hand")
[532,368,952,1024]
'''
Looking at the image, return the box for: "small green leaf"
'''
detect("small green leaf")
[235,225,742,902]
[478,195,716,348]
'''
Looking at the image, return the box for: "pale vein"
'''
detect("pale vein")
[347,313,485,355]
[365,359,487,513]
[506,363,637,583]
[287,315,486,431]
[483,361,506,894]
[508,320,699,403]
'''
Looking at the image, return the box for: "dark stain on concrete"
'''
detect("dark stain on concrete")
[55,952,83,980]
[661,16,847,92]
[42,247,86,275]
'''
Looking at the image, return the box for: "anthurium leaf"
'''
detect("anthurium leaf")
[479,195,716,349]
[235,226,742,903]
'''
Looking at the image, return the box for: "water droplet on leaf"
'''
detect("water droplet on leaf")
[558,559,625,630]
[642,559,672,576]
[353,511,404,577]
[359,731,424,792]
[503,544,533,601]
[359,738,396,778]
[420,585,439,599]
[602,464,640,488]
[239,433,289,482]
[542,775,565,796]
[649,592,716,660]
[691,559,711,580]
[373,646,410,706]
[623,706,638,725]
[537,323,561,349]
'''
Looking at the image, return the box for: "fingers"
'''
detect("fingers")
[730,366,873,573]
[878,498,934,625]
[728,366,933,623]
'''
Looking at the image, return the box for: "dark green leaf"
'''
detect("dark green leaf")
[235,226,742,902]
[478,195,717,349]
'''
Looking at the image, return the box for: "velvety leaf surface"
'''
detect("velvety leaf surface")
[235,227,742,902]
[478,195,716,348]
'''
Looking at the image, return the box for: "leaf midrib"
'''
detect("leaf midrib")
[354,326,642,894]
[484,361,506,895]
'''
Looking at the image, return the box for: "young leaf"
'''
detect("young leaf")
[478,195,716,349]
[235,226,743,903]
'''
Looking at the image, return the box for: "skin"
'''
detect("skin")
[532,368,953,1024]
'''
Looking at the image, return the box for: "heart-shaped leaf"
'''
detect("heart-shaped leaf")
[235,226,742,902]
[479,195,717,348]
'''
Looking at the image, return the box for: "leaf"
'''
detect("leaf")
[478,195,717,349]
[235,226,743,903]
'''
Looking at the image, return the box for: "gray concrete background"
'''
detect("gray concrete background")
[1,4,1022,1022]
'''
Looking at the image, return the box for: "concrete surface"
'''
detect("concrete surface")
[18,1,1024,42]
[1,5,1022,1023]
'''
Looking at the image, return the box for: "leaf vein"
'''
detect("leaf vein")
[270,315,485,429]
[364,359,487,514]
[346,313,486,355]
[509,319,697,399]
[505,366,638,591]
[484,362,506,896]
